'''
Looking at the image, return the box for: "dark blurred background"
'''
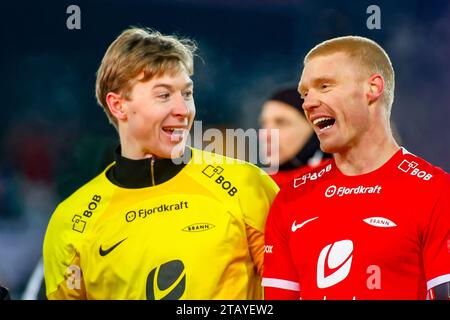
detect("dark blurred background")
[0,0,449,298]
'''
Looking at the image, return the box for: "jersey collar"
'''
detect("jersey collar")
[106,146,191,188]
[279,133,332,171]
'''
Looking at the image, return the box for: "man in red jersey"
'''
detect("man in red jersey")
[262,36,450,300]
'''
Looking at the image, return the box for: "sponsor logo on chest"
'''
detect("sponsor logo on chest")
[125,201,189,222]
[324,185,382,198]
[182,223,215,232]
[363,217,397,228]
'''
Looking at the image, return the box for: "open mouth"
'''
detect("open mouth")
[313,117,336,132]
[162,127,186,141]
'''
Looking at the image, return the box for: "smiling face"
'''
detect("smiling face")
[299,52,371,154]
[119,67,195,159]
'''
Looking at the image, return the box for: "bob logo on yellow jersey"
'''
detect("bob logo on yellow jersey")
[202,165,238,196]
[72,194,101,233]
[147,260,185,300]
[182,223,215,232]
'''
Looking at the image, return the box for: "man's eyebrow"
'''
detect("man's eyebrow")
[299,76,334,92]
[310,76,335,87]
[298,82,308,95]
[152,81,193,91]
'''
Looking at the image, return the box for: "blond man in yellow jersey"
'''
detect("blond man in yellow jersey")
[43,27,278,300]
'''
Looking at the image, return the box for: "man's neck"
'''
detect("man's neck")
[334,133,399,176]
[120,143,157,160]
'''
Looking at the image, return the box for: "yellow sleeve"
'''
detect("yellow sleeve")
[46,254,87,300]
[43,204,87,300]
[246,225,265,276]
[239,165,279,275]
[239,165,279,232]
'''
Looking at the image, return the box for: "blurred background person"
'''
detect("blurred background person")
[0,121,58,299]
[259,87,332,186]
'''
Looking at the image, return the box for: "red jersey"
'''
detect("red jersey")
[270,160,331,188]
[270,166,315,187]
[262,148,450,300]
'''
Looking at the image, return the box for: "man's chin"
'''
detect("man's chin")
[319,140,338,154]
[167,143,187,159]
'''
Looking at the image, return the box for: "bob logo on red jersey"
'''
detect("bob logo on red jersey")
[397,160,433,181]
[294,164,332,188]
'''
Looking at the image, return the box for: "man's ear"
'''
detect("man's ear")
[106,92,128,121]
[366,73,384,104]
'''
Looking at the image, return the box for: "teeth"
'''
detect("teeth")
[320,125,333,131]
[164,128,184,134]
[313,117,333,126]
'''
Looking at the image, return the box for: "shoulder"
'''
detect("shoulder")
[56,166,111,212]
[274,159,334,203]
[271,160,333,187]
[396,148,449,187]
[47,165,114,235]
[187,148,278,227]
[287,159,334,191]
[189,148,277,186]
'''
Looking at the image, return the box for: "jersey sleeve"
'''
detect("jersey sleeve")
[245,224,265,277]
[239,165,279,231]
[238,165,279,276]
[421,173,450,290]
[262,188,300,299]
[43,204,87,299]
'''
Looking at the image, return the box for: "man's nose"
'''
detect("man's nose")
[302,93,320,112]
[172,94,190,117]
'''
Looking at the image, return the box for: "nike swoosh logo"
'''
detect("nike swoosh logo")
[291,217,319,232]
[99,238,127,256]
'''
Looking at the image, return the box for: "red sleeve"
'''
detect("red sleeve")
[422,173,450,290]
[262,188,300,300]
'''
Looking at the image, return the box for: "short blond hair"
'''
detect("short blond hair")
[304,36,395,112]
[95,27,197,129]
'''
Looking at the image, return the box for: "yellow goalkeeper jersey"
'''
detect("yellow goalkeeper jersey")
[43,148,278,300]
